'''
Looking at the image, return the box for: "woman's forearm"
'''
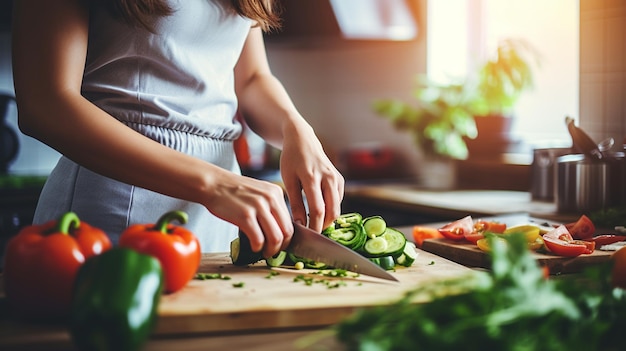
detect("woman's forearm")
[17,90,222,206]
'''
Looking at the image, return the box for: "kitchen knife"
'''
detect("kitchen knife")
[287,222,399,282]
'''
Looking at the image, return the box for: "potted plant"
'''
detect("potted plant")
[372,77,478,189]
[465,38,541,157]
[373,76,478,161]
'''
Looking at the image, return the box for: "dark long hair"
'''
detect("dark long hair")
[101,0,281,32]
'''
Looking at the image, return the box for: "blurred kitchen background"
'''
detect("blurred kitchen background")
[1,1,625,241]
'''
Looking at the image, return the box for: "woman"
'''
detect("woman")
[11,0,344,258]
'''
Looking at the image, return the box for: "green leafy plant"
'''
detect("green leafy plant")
[373,77,478,160]
[328,233,626,351]
[372,38,540,160]
[471,38,541,117]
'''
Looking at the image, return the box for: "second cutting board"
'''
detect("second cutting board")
[421,238,614,274]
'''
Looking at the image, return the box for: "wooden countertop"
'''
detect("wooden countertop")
[345,183,580,223]
[0,248,471,350]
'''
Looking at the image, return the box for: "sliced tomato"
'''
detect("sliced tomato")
[474,220,507,234]
[543,225,595,257]
[587,235,626,246]
[565,214,595,240]
[412,226,443,248]
[464,231,485,244]
[438,215,474,241]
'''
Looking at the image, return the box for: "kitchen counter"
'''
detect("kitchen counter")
[0,246,471,350]
[0,209,613,350]
[344,183,580,223]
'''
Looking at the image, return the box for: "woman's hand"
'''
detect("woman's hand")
[202,170,294,259]
[280,122,344,233]
[234,27,344,235]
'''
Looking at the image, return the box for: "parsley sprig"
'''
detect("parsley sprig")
[332,233,626,351]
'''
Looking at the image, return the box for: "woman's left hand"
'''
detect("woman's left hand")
[279,121,344,233]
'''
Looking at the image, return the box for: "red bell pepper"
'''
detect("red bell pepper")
[3,212,112,319]
[119,210,201,293]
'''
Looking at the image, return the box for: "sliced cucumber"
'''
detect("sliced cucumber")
[368,256,395,270]
[363,216,387,238]
[381,228,407,256]
[265,251,287,267]
[368,257,381,266]
[305,261,328,269]
[287,253,327,269]
[288,252,306,264]
[377,255,396,271]
[363,236,388,256]
[230,233,263,266]
[395,242,418,267]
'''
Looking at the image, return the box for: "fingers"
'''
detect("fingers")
[285,179,307,226]
[308,170,344,232]
[238,200,292,258]
[204,174,293,258]
[323,173,344,228]
[284,166,344,233]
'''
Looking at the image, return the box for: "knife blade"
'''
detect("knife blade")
[287,222,399,282]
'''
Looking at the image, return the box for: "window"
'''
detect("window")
[427,0,579,149]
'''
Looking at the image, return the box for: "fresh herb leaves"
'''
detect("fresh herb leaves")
[333,233,626,351]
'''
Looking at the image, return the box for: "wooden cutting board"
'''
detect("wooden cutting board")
[410,213,618,275]
[155,249,471,336]
[421,238,615,275]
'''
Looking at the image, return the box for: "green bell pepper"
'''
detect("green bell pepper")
[69,247,164,351]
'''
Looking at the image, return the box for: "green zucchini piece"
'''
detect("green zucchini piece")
[368,257,381,266]
[288,253,327,269]
[369,256,395,270]
[328,227,357,241]
[363,216,387,238]
[230,232,263,266]
[363,236,388,256]
[265,251,287,267]
[381,228,407,256]
[377,255,396,270]
[305,261,328,269]
[288,252,306,264]
[395,242,418,267]
[327,223,367,251]
[335,212,363,228]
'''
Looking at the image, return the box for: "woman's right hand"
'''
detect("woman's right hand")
[202,171,293,259]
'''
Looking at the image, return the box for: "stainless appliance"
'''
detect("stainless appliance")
[555,152,626,213]
[530,147,571,201]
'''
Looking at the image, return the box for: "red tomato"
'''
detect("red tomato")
[565,214,595,240]
[543,225,595,257]
[3,212,112,319]
[474,220,507,234]
[464,231,485,244]
[587,235,626,246]
[438,215,474,241]
[119,210,201,293]
[412,226,443,247]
